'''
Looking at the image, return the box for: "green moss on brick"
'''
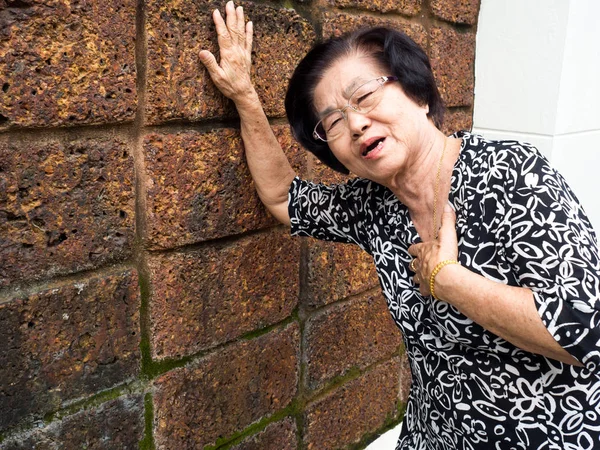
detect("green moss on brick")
[42,382,140,425]
[139,393,156,450]
[138,266,154,379]
[206,400,300,450]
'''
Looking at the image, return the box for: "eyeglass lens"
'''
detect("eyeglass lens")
[314,77,390,142]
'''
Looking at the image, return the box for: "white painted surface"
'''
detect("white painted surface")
[473,0,569,135]
[551,130,600,230]
[472,0,600,233]
[555,2,600,134]
[365,422,402,450]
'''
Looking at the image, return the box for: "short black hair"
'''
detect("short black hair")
[284,27,444,174]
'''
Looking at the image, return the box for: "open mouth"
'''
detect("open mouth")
[362,138,385,157]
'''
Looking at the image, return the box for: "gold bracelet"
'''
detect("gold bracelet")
[429,259,459,300]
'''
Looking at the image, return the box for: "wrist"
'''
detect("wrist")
[429,259,460,300]
[232,88,261,110]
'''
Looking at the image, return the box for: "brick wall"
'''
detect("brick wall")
[0,0,479,448]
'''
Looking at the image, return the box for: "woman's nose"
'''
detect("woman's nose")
[346,110,371,138]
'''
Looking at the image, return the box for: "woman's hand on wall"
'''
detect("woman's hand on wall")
[199,1,296,226]
[199,1,257,106]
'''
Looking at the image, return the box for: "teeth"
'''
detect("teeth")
[363,139,384,156]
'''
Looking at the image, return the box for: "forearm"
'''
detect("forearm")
[234,93,297,225]
[434,264,582,366]
[199,3,295,225]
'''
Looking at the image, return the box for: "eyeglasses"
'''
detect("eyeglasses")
[312,75,398,142]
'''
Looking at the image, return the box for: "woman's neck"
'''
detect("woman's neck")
[390,131,461,240]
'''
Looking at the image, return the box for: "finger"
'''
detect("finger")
[225,1,237,33]
[236,5,246,38]
[438,202,458,246]
[246,20,253,54]
[407,244,420,257]
[213,8,231,48]
[198,50,222,77]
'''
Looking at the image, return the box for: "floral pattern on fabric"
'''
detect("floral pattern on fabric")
[288,131,600,450]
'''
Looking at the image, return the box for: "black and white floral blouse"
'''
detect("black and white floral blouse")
[288,131,600,450]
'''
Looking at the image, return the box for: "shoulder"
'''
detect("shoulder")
[455,131,545,164]
[292,175,385,199]
[454,131,552,185]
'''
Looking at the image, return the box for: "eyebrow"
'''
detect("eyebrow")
[316,77,368,118]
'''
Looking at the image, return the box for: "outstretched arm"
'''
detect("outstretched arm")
[199,1,296,226]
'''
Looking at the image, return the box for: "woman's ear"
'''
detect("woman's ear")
[425,104,430,114]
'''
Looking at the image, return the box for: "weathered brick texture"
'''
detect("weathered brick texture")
[148,229,299,360]
[146,1,315,123]
[144,125,304,250]
[430,27,476,107]
[443,108,474,135]
[0,135,135,287]
[0,0,137,129]
[304,357,402,450]
[231,417,297,450]
[329,0,422,15]
[0,270,140,432]
[305,291,402,390]
[305,240,379,308]
[154,324,299,450]
[322,12,427,47]
[0,395,145,450]
[431,0,480,25]
[0,0,480,446]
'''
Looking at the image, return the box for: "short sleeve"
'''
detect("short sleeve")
[503,146,600,369]
[288,177,373,253]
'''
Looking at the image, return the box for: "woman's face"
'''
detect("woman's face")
[312,53,432,187]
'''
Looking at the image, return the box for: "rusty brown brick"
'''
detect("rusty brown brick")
[304,357,402,450]
[0,270,140,432]
[144,125,304,250]
[154,323,299,450]
[442,108,473,135]
[231,417,297,450]
[329,0,421,15]
[305,240,379,308]
[0,394,145,450]
[305,291,401,390]
[0,0,136,129]
[0,135,135,287]
[430,0,480,25]
[145,1,315,124]
[148,229,300,360]
[430,27,476,107]
[322,12,427,47]
[309,153,354,185]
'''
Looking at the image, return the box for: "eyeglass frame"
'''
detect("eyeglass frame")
[312,75,399,142]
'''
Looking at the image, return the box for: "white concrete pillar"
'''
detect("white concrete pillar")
[472,0,600,233]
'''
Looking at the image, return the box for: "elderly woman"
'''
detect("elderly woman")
[199,2,600,449]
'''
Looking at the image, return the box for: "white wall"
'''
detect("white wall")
[473,0,600,233]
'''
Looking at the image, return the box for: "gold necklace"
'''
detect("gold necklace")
[432,137,447,240]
